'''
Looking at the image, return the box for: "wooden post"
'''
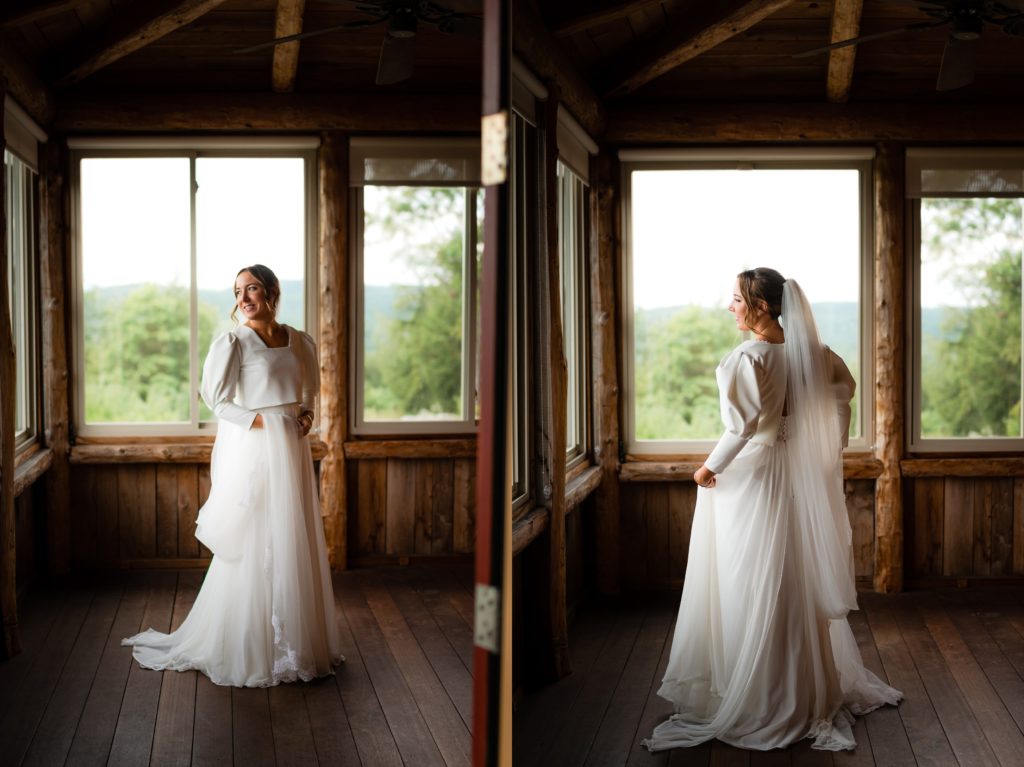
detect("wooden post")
[40,140,71,575]
[318,132,348,570]
[541,83,571,678]
[0,84,23,658]
[590,153,622,596]
[873,141,905,594]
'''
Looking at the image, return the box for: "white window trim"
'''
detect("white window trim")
[558,161,591,468]
[907,148,1024,451]
[349,137,482,436]
[619,147,875,456]
[68,137,319,438]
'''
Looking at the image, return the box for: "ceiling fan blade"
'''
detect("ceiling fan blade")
[233,17,386,54]
[436,14,482,39]
[792,19,948,59]
[376,33,416,84]
[936,34,979,90]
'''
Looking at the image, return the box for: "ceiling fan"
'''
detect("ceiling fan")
[235,0,482,85]
[793,0,1024,91]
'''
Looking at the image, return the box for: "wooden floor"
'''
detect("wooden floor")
[0,565,474,767]
[514,585,1024,766]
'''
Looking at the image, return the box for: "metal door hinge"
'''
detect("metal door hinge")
[474,583,501,654]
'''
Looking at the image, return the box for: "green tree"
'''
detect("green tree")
[85,283,218,423]
[921,198,1022,437]
[363,187,471,419]
[634,306,738,440]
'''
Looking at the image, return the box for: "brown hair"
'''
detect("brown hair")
[737,267,785,324]
[230,264,281,323]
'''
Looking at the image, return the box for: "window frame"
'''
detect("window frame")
[907,147,1024,453]
[5,149,41,454]
[68,136,319,438]
[349,136,482,436]
[557,160,591,468]
[619,147,875,457]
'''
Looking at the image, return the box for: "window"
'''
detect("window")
[70,138,317,437]
[5,149,40,452]
[621,149,873,456]
[909,149,1024,451]
[511,111,538,509]
[351,138,482,435]
[557,161,590,464]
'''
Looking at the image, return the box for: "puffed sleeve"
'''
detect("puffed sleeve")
[298,330,319,415]
[705,351,763,474]
[825,346,856,447]
[200,332,258,429]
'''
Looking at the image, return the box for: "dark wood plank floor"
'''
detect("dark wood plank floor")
[0,565,474,767]
[514,585,1024,766]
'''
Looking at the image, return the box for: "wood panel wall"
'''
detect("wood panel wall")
[348,457,476,560]
[619,479,876,591]
[906,476,1024,581]
[69,456,477,570]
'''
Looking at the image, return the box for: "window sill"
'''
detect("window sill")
[14,447,53,498]
[70,439,328,464]
[619,454,883,482]
[901,457,1024,477]
[343,438,476,459]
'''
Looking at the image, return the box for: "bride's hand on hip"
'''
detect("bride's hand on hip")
[694,465,716,489]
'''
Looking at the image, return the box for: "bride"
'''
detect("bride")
[123,264,344,687]
[644,267,901,751]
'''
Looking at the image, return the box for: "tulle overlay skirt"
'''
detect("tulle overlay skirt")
[122,405,344,687]
[644,437,901,752]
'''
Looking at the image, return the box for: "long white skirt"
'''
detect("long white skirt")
[645,439,901,751]
[122,405,344,687]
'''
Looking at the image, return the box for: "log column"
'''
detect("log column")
[540,83,571,677]
[590,153,621,596]
[873,141,905,593]
[0,83,22,657]
[40,140,71,575]
[318,132,348,570]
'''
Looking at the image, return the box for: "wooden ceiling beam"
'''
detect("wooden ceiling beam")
[826,0,863,103]
[603,0,795,98]
[515,0,606,138]
[0,36,56,124]
[54,91,480,131]
[271,0,305,93]
[54,0,229,87]
[552,0,664,38]
[0,0,82,28]
[604,101,1024,143]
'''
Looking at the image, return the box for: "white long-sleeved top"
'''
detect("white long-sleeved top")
[704,340,855,475]
[200,324,318,429]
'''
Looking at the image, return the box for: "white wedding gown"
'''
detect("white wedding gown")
[645,338,901,752]
[122,325,343,687]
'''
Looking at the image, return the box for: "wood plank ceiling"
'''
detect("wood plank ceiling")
[2,0,1024,123]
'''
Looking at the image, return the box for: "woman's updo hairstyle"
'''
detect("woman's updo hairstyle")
[230,263,282,323]
[737,267,785,322]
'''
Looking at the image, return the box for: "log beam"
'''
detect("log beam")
[604,101,1024,143]
[603,0,795,98]
[873,141,904,594]
[55,92,480,132]
[513,0,606,139]
[590,153,622,596]
[0,91,21,658]
[552,0,663,38]
[318,132,348,570]
[541,84,571,678]
[54,0,229,86]
[39,140,70,574]
[0,40,56,125]
[1,1,82,28]
[271,0,305,93]
[826,0,863,103]
[343,439,476,459]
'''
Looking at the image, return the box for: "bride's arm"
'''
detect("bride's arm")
[825,347,856,447]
